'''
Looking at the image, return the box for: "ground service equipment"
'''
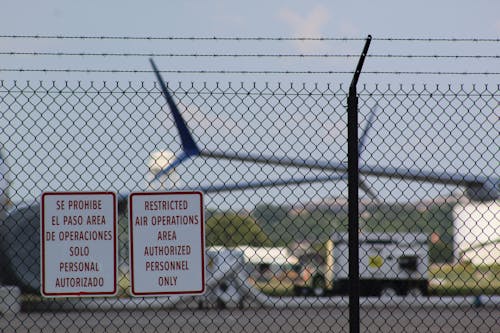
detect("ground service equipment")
[294,232,429,297]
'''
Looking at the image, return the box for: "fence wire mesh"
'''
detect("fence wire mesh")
[0,80,498,332]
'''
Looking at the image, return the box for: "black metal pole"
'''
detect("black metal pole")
[348,35,371,333]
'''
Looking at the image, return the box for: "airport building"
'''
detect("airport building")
[453,199,500,265]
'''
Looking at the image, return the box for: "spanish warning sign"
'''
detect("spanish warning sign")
[129,191,205,296]
[40,192,117,297]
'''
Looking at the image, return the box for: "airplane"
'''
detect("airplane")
[147,58,498,202]
[0,59,497,294]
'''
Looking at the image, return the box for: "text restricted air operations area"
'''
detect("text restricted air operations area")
[128,191,205,296]
[40,191,205,298]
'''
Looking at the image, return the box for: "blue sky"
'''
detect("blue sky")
[1,0,499,84]
[2,1,499,38]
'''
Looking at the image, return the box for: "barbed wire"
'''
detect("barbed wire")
[1,68,498,75]
[0,35,499,42]
[1,51,498,59]
[2,35,498,77]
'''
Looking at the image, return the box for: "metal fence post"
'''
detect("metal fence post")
[348,34,372,333]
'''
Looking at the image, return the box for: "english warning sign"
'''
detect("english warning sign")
[40,192,117,297]
[129,191,205,296]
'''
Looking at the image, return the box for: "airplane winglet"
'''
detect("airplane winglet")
[358,105,380,201]
[359,105,378,155]
[150,59,200,158]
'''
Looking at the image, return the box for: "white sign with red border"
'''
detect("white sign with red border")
[40,192,117,297]
[129,191,205,296]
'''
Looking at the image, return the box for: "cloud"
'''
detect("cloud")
[495,20,500,33]
[278,5,330,52]
[338,20,359,37]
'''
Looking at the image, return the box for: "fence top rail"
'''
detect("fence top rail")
[0,80,498,95]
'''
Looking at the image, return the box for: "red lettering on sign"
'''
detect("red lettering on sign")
[69,246,90,257]
[157,230,176,240]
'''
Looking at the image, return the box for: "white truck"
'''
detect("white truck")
[294,231,429,297]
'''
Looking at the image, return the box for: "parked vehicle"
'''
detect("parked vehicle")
[294,232,429,297]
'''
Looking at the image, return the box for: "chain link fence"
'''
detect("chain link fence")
[0,80,498,332]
